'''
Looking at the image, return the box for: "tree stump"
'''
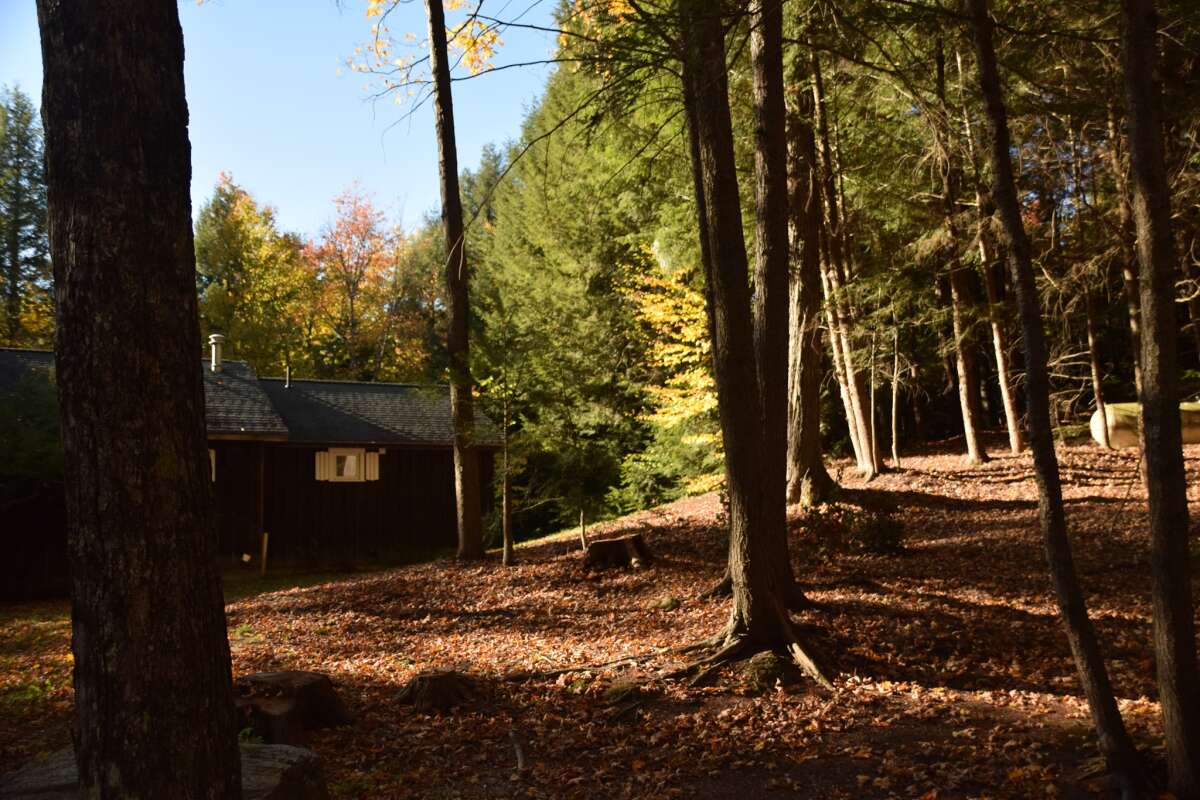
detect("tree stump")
[583,533,653,571]
[395,670,475,713]
[235,671,354,746]
[0,744,329,800]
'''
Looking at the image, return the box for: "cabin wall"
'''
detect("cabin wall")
[211,442,494,568]
[0,481,68,599]
[2,442,493,599]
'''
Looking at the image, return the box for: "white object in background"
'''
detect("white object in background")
[1090,402,1200,449]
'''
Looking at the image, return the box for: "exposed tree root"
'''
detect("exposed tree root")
[785,636,833,690]
[503,656,642,683]
[502,639,718,683]
[661,616,834,690]
[701,574,816,614]
[699,573,732,600]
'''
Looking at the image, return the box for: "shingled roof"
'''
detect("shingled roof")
[259,378,502,447]
[203,360,288,439]
[0,347,499,448]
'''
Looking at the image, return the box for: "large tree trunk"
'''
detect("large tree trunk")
[35,1,243,796]
[425,0,484,560]
[749,0,809,608]
[679,0,803,651]
[1121,0,1200,794]
[1107,105,1144,396]
[785,54,834,506]
[966,0,1145,794]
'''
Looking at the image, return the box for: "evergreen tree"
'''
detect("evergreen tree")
[0,86,50,347]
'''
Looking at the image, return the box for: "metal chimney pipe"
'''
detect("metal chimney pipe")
[209,333,224,373]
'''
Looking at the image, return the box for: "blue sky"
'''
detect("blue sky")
[0,0,556,236]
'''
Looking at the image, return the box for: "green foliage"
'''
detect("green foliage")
[195,178,447,383]
[195,174,316,376]
[0,86,51,347]
[471,65,669,534]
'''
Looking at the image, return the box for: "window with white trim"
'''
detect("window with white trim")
[315,448,381,482]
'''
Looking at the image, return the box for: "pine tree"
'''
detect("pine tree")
[0,86,50,346]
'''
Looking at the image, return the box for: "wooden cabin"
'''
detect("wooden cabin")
[0,340,497,597]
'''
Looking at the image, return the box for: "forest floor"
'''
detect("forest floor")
[2,436,1197,798]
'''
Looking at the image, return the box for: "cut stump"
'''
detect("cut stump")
[583,533,652,571]
[395,670,476,713]
[235,671,354,746]
[0,743,329,800]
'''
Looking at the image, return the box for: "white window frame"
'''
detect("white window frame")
[328,447,366,482]
[315,448,381,482]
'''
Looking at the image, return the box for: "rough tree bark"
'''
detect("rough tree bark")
[966,0,1145,794]
[425,0,484,559]
[749,0,810,606]
[785,50,835,506]
[35,0,243,795]
[678,0,827,685]
[1121,0,1200,794]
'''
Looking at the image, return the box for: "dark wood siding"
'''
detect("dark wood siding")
[5,441,493,598]
[1,483,68,599]
[211,442,493,568]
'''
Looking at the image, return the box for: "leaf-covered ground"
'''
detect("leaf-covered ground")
[3,438,1198,798]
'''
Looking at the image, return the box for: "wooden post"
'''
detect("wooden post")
[578,506,587,551]
[260,532,269,578]
[256,445,265,573]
